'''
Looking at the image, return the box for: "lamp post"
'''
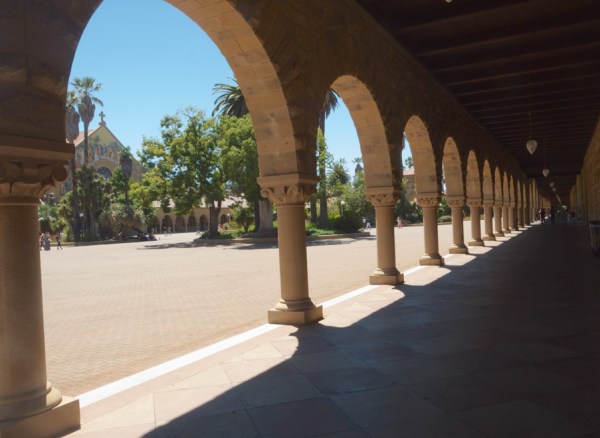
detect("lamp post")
[79,212,84,240]
[340,200,345,216]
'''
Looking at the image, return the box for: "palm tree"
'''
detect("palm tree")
[65,90,81,242]
[212,78,248,117]
[71,76,103,165]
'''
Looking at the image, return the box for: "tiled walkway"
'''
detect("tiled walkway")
[69,223,600,437]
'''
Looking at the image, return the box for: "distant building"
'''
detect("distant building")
[54,114,143,196]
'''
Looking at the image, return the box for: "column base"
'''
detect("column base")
[494,232,505,237]
[449,245,469,254]
[419,255,444,266]
[268,305,323,325]
[0,396,80,438]
[503,228,512,234]
[482,235,496,241]
[511,227,519,231]
[369,269,404,285]
[468,240,484,246]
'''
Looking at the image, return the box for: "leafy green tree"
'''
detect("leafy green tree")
[317,129,333,228]
[233,206,254,233]
[138,107,226,238]
[404,156,414,169]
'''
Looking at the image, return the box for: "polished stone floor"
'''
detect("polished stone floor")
[68,222,600,437]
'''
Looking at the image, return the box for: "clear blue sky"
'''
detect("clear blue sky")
[70,0,408,172]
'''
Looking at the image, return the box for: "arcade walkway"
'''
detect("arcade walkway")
[70,223,600,437]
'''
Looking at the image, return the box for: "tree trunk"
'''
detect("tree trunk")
[258,199,274,232]
[209,201,221,238]
[310,198,317,223]
[253,200,260,231]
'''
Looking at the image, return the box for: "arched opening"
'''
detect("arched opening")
[466,151,482,202]
[442,138,463,198]
[199,215,208,231]
[175,216,185,232]
[482,160,494,203]
[404,116,439,195]
[187,215,197,230]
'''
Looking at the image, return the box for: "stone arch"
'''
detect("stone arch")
[442,137,464,197]
[466,151,482,201]
[14,0,300,179]
[404,116,439,194]
[175,216,185,232]
[330,75,398,189]
[187,215,197,229]
[199,215,208,231]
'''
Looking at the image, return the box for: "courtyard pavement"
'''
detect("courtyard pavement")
[43,223,461,396]
[40,220,600,437]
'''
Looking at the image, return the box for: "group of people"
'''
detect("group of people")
[39,231,62,250]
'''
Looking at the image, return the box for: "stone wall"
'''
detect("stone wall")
[579,120,600,221]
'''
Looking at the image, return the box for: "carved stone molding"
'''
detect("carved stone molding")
[258,173,318,205]
[364,187,400,207]
[0,159,67,202]
[446,195,465,208]
[482,199,494,208]
[467,198,483,208]
[416,193,440,208]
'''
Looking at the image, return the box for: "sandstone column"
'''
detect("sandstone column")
[502,203,511,234]
[509,203,518,231]
[417,194,444,266]
[447,195,468,254]
[467,199,484,246]
[482,200,496,241]
[524,204,531,226]
[365,188,403,285]
[259,174,322,325]
[0,157,80,436]
[494,204,505,237]
[518,204,525,227]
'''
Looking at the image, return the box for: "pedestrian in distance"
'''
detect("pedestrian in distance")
[56,230,63,250]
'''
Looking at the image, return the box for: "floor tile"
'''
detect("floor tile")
[331,386,444,428]
[289,349,365,373]
[368,413,485,438]
[234,374,323,408]
[305,366,396,395]
[154,409,257,438]
[455,400,592,438]
[248,397,357,437]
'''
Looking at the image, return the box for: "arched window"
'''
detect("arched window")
[97,167,112,180]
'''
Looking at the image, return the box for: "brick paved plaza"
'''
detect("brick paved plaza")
[41,224,464,396]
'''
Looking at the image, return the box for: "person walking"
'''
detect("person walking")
[56,230,63,250]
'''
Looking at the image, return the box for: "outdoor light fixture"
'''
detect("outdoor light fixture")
[526,93,537,155]
[549,182,555,188]
[542,168,550,177]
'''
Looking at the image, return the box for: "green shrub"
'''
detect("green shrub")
[329,213,363,233]
[438,215,452,223]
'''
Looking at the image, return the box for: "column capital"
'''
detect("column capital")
[467,198,482,208]
[446,195,465,208]
[364,187,400,207]
[258,173,318,205]
[416,193,440,208]
[0,159,67,203]
[482,199,494,207]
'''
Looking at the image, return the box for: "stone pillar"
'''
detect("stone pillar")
[518,204,525,227]
[482,200,496,241]
[182,214,189,232]
[524,204,531,226]
[416,194,444,266]
[509,203,518,231]
[0,158,80,437]
[502,203,511,233]
[365,188,403,285]
[467,199,484,246]
[494,204,505,237]
[259,174,322,325]
[447,195,468,254]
